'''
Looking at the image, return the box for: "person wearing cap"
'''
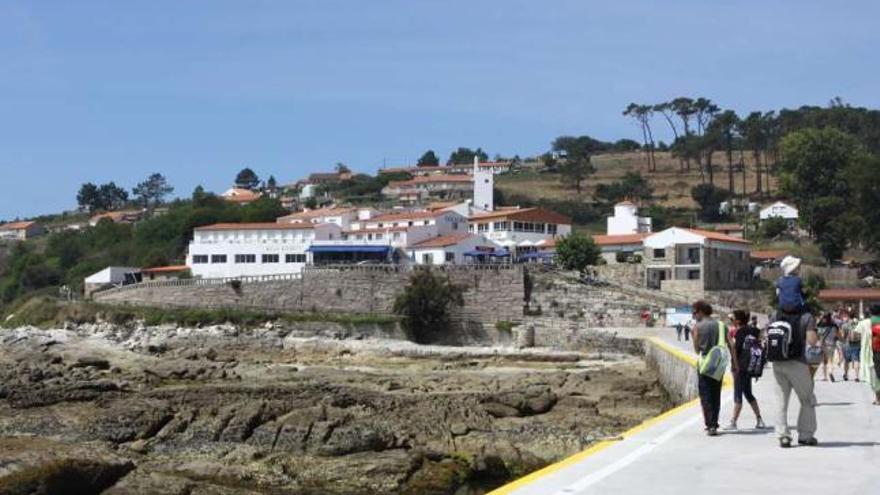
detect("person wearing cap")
[776,256,806,315]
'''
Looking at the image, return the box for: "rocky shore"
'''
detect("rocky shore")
[0,322,670,494]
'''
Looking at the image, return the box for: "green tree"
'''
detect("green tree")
[76,182,102,212]
[556,234,601,272]
[594,172,653,203]
[98,182,129,210]
[235,167,260,190]
[393,269,465,343]
[132,173,174,208]
[691,184,730,222]
[447,147,489,165]
[266,175,277,190]
[846,153,880,254]
[622,103,657,171]
[559,158,594,194]
[417,150,440,167]
[779,128,863,236]
[335,162,351,174]
[759,216,789,240]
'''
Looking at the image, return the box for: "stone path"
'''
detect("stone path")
[489,330,880,494]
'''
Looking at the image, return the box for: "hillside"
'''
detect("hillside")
[497,151,779,209]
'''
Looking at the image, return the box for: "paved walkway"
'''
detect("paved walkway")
[490,330,880,494]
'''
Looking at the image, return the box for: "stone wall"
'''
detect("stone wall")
[704,248,752,290]
[94,265,524,328]
[643,338,699,403]
[594,263,645,287]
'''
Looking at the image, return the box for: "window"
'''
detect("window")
[547,224,558,235]
[285,254,306,263]
[393,232,401,240]
[262,254,279,263]
[210,254,227,263]
[375,233,383,240]
[688,270,701,280]
[234,254,256,263]
[192,255,209,264]
[653,249,666,258]
[452,222,459,230]
[445,252,455,263]
[422,253,433,264]
[493,221,509,231]
[477,223,488,233]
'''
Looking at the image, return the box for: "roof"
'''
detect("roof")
[426,201,460,211]
[592,233,650,246]
[684,228,751,244]
[308,172,345,181]
[369,210,447,222]
[410,233,473,248]
[818,288,880,301]
[221,188,261,203]
[142,265,189,274]
[763,200,797,210]
[90,210,143,222]
[0,221,35,230]
[615,201,636,207]
[387,175,473,187]
[277,207,356,222]
[344,226,409,234]
[750,249,789,260]
[195,222,316,231]
[469,207,572,225]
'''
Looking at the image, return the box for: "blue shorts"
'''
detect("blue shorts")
[844,344,860,362]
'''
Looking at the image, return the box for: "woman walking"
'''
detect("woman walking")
[858,304,880,405]
[724,309,766,430]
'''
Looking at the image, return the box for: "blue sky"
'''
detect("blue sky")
[1,1,878,220]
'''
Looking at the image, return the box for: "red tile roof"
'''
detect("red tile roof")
[0,221,35,230]
[142,265,189,273]
[370,210,446,222]
[277,207,356,222]
[469,207,572,225]
[751,249,789,260]
[388,175,473,187]
[344,226,409,234]
[685,228,751,244]
[411,233,473,248]
[195,222,316,231]
[818,289,880,301]
[592,233,649,246]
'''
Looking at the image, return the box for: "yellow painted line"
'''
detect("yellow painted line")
[487,336,731,495]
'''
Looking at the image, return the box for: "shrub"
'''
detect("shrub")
[392,269,465,343]
[556,234,601,272]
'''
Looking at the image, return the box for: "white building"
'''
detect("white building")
[277,206,378,230]
[468,207,572,257]
[759,201,798,226]
[407,234,501,265]
[472,157,494,212]
[0,221,44,241]
[186,222,342,278]
[606,201,651,235]
[84,266,140,297]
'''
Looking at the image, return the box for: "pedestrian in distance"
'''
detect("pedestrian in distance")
[692,300,732,437]
[684,321,691,342]
[675,322,683,341]
[817,313,840,382]
[856,304,880,405]
[841,310,861,382]
[724,309,766,431]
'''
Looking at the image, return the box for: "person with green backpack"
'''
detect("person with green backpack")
[691,300,733,437]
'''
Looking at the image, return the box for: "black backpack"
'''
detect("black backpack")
[766,320,793,362]
[744,334,766,378]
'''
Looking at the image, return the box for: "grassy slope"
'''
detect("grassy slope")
[497,151,778,210]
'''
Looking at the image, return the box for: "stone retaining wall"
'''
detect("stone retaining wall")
[94,265,524,328]
[643,338,699,403]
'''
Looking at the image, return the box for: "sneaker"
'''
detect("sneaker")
[779,437,792,448]
[830,374,836,383]
[756,418,766,429]
[723,420,738,431]
[798,437,819,446]
[707,428,719,437]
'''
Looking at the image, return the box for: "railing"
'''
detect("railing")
[93,272,304,295]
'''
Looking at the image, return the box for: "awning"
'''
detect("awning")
[308,245,391,253]
[519,252,555,260]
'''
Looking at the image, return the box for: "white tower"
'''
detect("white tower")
[473,156,494,212]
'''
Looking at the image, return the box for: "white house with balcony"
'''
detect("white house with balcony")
[277,206,378,229]
[186,222,342,278]
[643,227,752,296]
[468,207,572,257]
[606,201,651,235]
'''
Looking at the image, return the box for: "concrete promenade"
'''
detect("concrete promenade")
[490,330,880,494]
